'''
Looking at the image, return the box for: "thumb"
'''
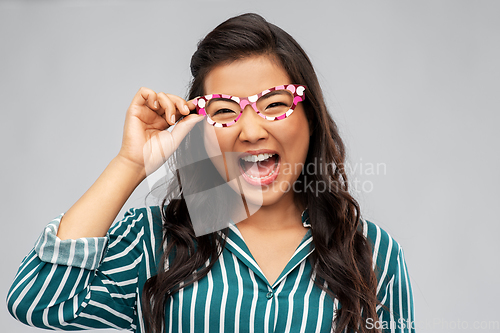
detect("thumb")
[168,114,205,151]
[142,115,204,177]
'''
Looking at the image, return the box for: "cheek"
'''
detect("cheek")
[203,123,222,158]
[203,123,235,182]
[279,111,310,162]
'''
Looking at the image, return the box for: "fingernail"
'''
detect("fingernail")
[183,105,189,113]
[170,115,176,123]
[154,100,158,108]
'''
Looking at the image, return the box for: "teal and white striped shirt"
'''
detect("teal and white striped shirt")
[7,206,415,332]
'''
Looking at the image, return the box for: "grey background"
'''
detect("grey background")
[1,1,499,332]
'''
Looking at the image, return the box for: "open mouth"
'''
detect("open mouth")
[238,153,280,186]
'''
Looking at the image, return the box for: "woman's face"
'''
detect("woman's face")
[202,55,310,210]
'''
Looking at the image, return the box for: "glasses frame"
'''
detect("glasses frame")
[193,84,306,127]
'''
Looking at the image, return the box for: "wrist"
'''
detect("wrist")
[112,154,147,187]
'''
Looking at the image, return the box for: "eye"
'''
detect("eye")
[266,102,287,109]
[213,108,237,116]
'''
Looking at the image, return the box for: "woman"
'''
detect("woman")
[7,13,414,333]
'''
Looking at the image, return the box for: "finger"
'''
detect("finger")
[168,114,205,150]
[158,93,194,125]
[165,94,192,116]
[186,98,200,113]
[131,87,158,110]
[157,92,178,125]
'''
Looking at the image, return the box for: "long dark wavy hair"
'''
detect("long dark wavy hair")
[142,13,380,333]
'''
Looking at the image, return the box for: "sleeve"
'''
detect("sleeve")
[375,246,415,333]
[362,220,415,333]
[6,207,150,331]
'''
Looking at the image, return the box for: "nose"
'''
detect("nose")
[237,105,269,143]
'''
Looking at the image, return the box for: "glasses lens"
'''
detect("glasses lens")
[256,89,294,118]
[206,98,241,124]
[203,89,295,125]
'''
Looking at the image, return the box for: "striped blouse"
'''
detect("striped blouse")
[7,206,415,332]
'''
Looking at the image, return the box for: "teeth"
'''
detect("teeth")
[241,153,275,162]
[247,168,275,179]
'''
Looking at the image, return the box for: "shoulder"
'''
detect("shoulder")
[107,206,164,254]
[101,206,165,277]
[360,219,404,282]
[109,206,163,236]
[361,219,415,322]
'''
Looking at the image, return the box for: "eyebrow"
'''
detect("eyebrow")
[258,90,288,100]
[208,89,289,101]
[208,97,239,103]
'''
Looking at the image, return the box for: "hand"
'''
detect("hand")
[117,87,203,178]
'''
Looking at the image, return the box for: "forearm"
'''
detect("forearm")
[57,155,146,240]
[8,212,142,330]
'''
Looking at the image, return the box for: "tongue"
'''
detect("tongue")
[243,155,277,178]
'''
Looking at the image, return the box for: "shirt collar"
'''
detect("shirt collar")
[223,216,314,288]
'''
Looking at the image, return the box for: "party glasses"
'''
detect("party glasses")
[193,84,306,127]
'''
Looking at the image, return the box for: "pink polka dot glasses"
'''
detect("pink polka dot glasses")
[193,84,306,127]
